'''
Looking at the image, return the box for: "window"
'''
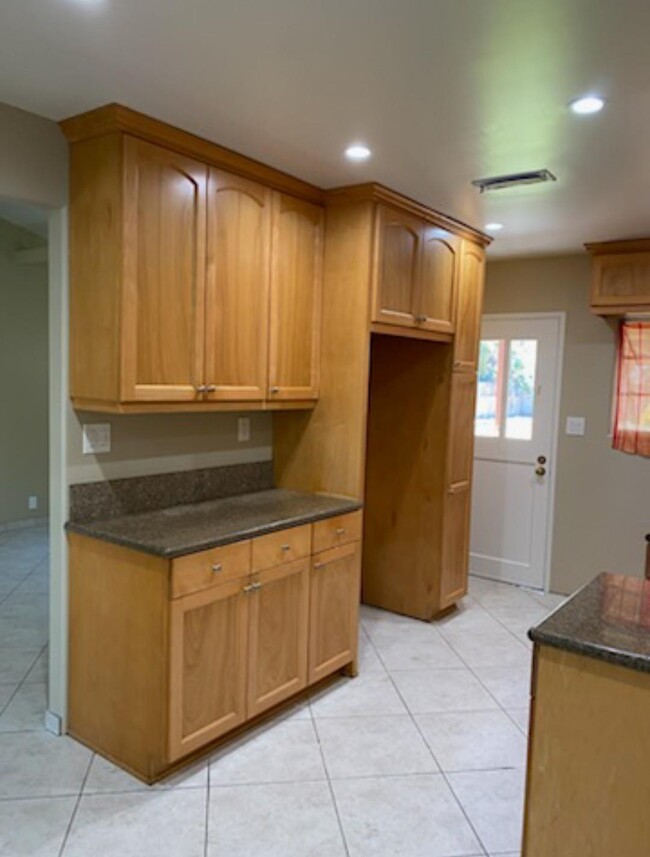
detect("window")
[613,321,650,456]
[475,337,538,440]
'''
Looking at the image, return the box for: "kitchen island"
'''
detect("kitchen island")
[523,573,650,856]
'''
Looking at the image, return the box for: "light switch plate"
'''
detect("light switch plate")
[82,423,111,454]
[237,416,251,443]
[566,416,586,436]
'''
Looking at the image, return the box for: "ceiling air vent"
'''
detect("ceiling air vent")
[471,169,557,193]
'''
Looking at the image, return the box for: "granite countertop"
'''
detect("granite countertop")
[529,572,650,673]
[66,489,362,559]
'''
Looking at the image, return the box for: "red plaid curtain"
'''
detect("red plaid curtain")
[613,321,650,456]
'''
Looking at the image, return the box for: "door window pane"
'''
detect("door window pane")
[505,339,537,440]
[476,339,505,437]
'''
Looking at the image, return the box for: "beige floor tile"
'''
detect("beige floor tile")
[449,768,526,854]
[210,718,326,785]
[0,648,43,685]
[416,710,527,772]
[473,666,531,709]
[63,788,207,857]
[0,795,76,857]
[392,668,498,714]
[84,752,207,793]
[506,708,530,735]
[208,780,346,856]
[332,773,483,857]
[0,732,92,798]
[315,714,437,778]
[0,680,47,731]
[310,673,407,718]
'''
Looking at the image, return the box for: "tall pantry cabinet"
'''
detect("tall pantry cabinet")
[274,186,489,620]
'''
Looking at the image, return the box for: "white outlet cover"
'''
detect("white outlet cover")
[565,416,586,436]
[82,423,111,455]
[28,496,38,510]
[237,416,251,443]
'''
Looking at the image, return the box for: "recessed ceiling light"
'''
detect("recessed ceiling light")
[345,144,372,162]
[569,95,605,115]
[485,222,503,232]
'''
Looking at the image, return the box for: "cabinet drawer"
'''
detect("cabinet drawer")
[171,540,251,598]
[312,511,362,554]
[252,524,312,571]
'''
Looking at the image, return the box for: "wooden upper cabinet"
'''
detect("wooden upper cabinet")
[373,205,422,329]
[122,138,208,402]
[268,193,323,401]
[205,170,271,401]
[416,228,459,334]
[168,578,249,762]
[587,240,650,314]
[454,242,486,370]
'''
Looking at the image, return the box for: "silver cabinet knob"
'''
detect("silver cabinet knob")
[269,386,280,394]
[211,563,222,573]
[313,562,324,571]
[281,544,290,552]
[195,384,208,393]
[336,528,345,536]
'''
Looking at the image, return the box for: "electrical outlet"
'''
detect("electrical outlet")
[565,416,586,436]
[28,496,38,511]
[82,423,112,454]
[237,417,251,443]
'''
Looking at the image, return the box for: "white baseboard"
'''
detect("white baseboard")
[0,517,49,534]
[44,709,63,736]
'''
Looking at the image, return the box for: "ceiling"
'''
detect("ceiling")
[1,0,650,257]
[0,199,48,240]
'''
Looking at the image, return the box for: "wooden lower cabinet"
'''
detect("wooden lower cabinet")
[168,579,249,762]
[247,559,310,718]
[309,543,361,683]
[68,511,362,783]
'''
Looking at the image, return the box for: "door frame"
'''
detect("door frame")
[476,312,565,593]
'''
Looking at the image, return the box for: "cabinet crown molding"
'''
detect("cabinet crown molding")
[585,238,650,255]
[325,183,492,247]
[60,103,324,205]
[60,104,491,245]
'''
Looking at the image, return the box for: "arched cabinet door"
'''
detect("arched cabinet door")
[416,228,460,335]
[204,169,271,401]
[122,137,207,402]
[372,205,422,329]
[268,193,323,401]
[454,243,486,370]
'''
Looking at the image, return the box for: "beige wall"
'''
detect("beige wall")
[484,254,650,594]
[67,409,273,485]
[0,218,49,525]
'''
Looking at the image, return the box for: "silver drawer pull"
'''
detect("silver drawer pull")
[269,386,280,394]
[195,384,208,393]
[414,314,427,323]
[313,562,324,571]
[242,582,262,594]
[205,385,217,393]
[281,544,291,552]
[211,563,222,573]
[336,528,345,536]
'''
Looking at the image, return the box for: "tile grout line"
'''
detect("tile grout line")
[0,643,46,718]
[309,712,352,857]
[363,628,490,857]
[57,752,95,857]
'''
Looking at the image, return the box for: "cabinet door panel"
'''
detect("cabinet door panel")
[592,254,650,308]
[454,243,485,370]
[168,579,249,761]
[440,487,471,609]
[372,206,421,328]
[268,194,323,400]
[205,170,271,400]
[447,371,477,490]
[247,559,309,717]
[123,137,207,401]
[417,230,458,334]
[309,542,360,684]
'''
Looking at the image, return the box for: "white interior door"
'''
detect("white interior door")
[470,314,563,589]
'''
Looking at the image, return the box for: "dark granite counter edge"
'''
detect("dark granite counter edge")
[528,626,650,674]
[65,501,363,559]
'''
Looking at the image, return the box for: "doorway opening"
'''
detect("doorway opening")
[0,199,50,728]
[470,313,564,591]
